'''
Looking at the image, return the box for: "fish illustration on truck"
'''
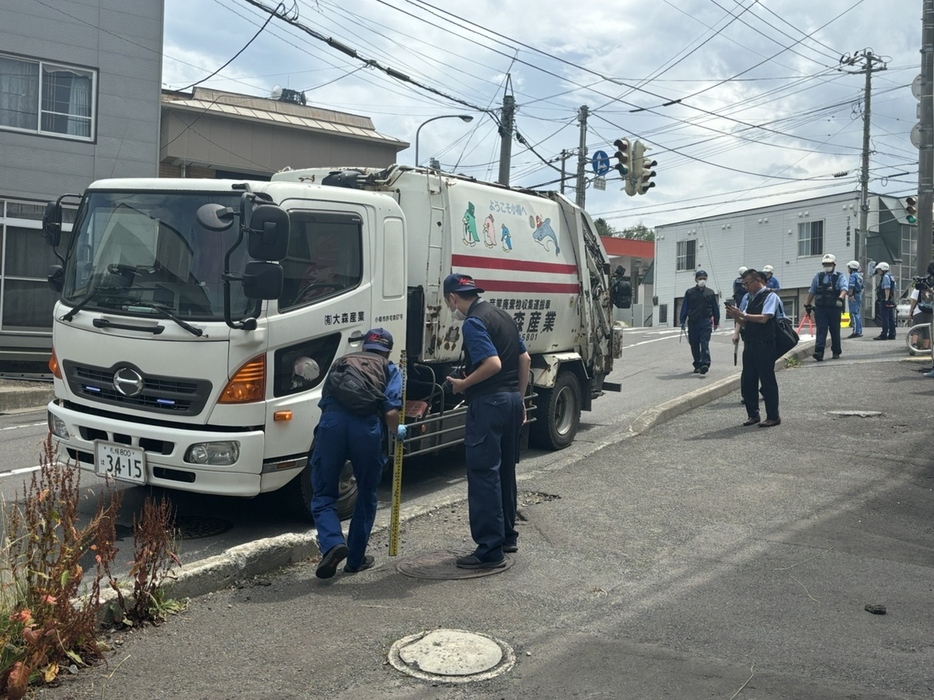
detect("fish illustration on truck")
[532,215,560,255]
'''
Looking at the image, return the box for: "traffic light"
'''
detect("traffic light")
[905,196,917,224]
[637,158,657,195]
[613,138,630,177]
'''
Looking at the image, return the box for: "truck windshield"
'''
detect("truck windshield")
[62,192,248,321]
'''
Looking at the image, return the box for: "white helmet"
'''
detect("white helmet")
[821,253,836,264]
[738,266,747,275]
[762,264,774,273]
[847,260,860,271]
[875,261,889,272]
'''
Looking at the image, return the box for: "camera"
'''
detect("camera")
[913,275,933,291]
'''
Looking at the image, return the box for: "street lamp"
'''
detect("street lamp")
[414,114,473,168]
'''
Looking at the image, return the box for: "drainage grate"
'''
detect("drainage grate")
[174,514,234,540]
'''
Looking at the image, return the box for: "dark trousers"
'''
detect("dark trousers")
[310,408,384,570]
[814,306,842,357]
[464,391,523,561]
[880,301,897,338]
[688,319,713,369]
[741,342,779,420]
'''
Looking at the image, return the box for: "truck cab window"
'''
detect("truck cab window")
[279,211,363,311]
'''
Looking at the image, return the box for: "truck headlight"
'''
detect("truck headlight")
[185,441,240,466]
[48,412,70,439]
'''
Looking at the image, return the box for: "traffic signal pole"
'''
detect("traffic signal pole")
[918,0,934,273]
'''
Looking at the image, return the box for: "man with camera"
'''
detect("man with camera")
[910,262,934,377]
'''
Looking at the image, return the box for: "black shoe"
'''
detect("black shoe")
[699,365,709,375]
[503,543,518,554]
[456,554,506,570]
[742,415,761,427]
[812,353,823,361]
[886,336,896,340]
[831,353,841,359]
[693,367,701,374]
[847,333,862,338]
[344,555,375,574]
[315,543,349,579]
[872,335,887,340]
[758,418,782,428]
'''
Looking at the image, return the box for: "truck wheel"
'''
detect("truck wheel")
[530,371,581,450]
[284,454,358,523]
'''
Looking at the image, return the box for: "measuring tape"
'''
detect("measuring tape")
[388,349,406,556]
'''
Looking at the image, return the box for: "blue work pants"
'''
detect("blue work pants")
[687,319,713,369]
[464,391,524,561]
[848,294,863,334]
[813,306,842,358]
[310,407,384,570]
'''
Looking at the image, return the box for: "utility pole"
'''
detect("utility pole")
[559,149,568,195]
[575,105,588,208]
[839,50,886,276]
[497,87,516,187]
[918,1,934,273]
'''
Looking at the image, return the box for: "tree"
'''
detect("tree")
[593,218,617,238]
[620,223,655,242]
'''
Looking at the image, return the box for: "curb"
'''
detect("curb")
[0,383,53,413]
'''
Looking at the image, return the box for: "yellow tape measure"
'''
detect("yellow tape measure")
[388,349,406,556]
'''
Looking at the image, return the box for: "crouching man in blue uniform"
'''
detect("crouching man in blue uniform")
[311,328,404,579]
[444,273,531,570]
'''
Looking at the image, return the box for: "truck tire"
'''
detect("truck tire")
[284,453,358,523]
[530,371,581,450]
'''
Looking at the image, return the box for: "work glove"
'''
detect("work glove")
[835,298,844,309]
[680,323,686,331]
[396,424,407,439]
[805,304,814,315]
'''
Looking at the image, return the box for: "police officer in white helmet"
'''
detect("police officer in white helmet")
[845,260,864,338]
[804,253,848,361]
[762,264,780,290]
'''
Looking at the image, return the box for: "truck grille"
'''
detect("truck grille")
[63,361,211,416]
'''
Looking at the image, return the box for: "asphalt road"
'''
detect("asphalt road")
[32,331,934,699]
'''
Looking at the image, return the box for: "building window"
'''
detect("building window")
[0,54,95,140]
[797,220,824,257]
[676,239,696,271]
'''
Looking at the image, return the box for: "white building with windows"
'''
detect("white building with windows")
[653,192,917,327]
[0,0,164,365]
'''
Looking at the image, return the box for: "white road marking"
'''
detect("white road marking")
[0,465,41,478]
[0,422,46,432]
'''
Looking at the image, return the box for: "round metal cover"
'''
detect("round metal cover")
[396,549,514,580]
[174,514,234,539]
[389,629,515,683]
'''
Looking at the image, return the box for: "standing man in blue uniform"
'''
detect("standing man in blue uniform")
[873,262,897,340]
[679,269,720,375]
[804,253,848,361]
[726,269,781,428]
[846,260,864,338]
[762,264,780,290]
[311,328,405,579]
[444,273,531,570]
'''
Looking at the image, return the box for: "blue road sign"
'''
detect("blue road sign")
[592,150,611,176]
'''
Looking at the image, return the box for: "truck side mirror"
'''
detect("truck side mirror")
[43,202,62,247]
[48,265,64,292]
[242,261,283,300]
[248,204,290,262]
[196,203,237,232]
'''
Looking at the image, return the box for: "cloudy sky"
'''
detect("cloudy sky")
[162,0,920,231]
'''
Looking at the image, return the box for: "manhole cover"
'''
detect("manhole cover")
[396,549,514,580]
[174,514,234,539]
[388,629,515,683]
[827,410,883,418]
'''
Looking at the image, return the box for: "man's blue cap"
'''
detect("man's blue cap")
[444,272,485,295]
[695,269,708,279]
[362,327,393,352]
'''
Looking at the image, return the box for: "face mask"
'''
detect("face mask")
[823,265,834,272]
[696,280,707,288]
[452,308,467,322]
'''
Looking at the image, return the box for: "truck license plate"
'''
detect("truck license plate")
[95,442,146,484]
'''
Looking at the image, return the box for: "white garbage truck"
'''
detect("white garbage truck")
[42,165,621,519]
